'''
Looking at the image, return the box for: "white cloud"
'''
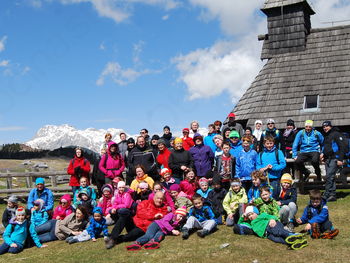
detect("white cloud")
[22,66,31,74]
[0,36,7,52]
[162,14,169,20]
[29,0,43,8]
[60,0,180,23]
[0,60,9,67]
[99,41,106,50]
[309,0,350,27]
[132,40,145,65]
[96,61,157,86]
[0,126,26,131]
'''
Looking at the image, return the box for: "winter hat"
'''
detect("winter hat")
[157,139,166,146]
[151,134,160,141]
[117,181,126,188]
[193,133,203,142]
[60,194,72,204]
[212,176,221,186]
[174,137,183,144]
[228,112,236,118]
[33,199,45,210]
[229,130,240,138]
[245,126,252,133]
[139,182,149,189]
[163,125,170,131]
[102,184,113,193]
[35,177,45,185]
[16,206,26,216]
[245,206,259,215]
[266,118,275,124]
[198,177,209,186]
[322,120,332,127]
[160,168,171,177]
[281,173,293,185]
[255,120,263,125]
[8,195,18,204]
[305,120,313,127]
[231,181,242,187]
[93,206,103,215]
[112,177,122,184]
[169,184,181,192]
[175,207,187,217]
[127,138,135,144]
[78,188,89,198]
[287,119,295,127]
[182,128,190,133]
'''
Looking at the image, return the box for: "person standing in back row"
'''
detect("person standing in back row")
[222,113,244,138]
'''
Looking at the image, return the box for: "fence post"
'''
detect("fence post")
[51,174,57,187]
[25,169,32,188]
[6,170,12,189]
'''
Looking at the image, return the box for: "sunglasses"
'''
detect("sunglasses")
[267,123,274,125]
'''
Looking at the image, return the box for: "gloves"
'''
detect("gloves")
[74,166,81,174]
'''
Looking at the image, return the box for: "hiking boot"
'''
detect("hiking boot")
[311,223,321,239]
[197,229,209,238]
[291,239,308,250]
[285,234,306,245]
[182,228,190,240]
[126,242,142,251]
[284,222,295,232]
[143,242,160,250]
[105,237,116,249]
[327,196,337,202]
[320,229,339,239]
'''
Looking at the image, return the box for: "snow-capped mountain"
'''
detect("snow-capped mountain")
[25,124,127,153]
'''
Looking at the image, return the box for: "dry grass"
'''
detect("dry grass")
[0,191,349,263]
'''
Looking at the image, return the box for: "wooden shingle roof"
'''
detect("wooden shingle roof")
[262,0,305,10]
[234,24,350,129]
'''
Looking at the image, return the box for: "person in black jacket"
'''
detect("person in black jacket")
[2,196,19,228]
[281,119,298,174]
[92,149,106,198]
[168,138,194,184]
[321,121,345,202]
[160,125,172,148]
[207,175,227,225]
[128,136,158,182]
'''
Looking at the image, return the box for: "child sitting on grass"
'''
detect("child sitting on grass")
[233,206,307,250]
[29,199,49,248]
[207,175,227,225]
[53,194,73,220]
[160,168,176,190]
[272,173,297,231]
[74,189,96,215]
[133,182,152,203]
[0,207,29,254]
[126,207,187,250]
[247,170,268,203]
[73,176,97,204]
[223,178,248,226]
[180,169,198,200]
[66,207,109,244]
[2,195,19,228]
[254,186,280,219]
[296,190,339,239]
[196,177,212,199]
[182,194,217,239]
[169,184,193,211]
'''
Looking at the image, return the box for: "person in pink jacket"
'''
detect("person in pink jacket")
[53,194,73,220]
[97,185,114,224]
[148,182,175,212]
[99,141,125,184]
[180,169,198,200]
[109,181,134,242]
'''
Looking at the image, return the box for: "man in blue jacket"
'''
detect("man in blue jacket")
[27,178,54,213]
[292,120,324,182]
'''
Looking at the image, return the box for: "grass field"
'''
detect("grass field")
[0,191,348,263]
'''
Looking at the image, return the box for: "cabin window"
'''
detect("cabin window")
[304,95,319,109]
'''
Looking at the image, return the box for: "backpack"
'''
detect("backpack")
[259,148,280,165]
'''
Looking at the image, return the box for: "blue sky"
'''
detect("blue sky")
[0,0,349,144]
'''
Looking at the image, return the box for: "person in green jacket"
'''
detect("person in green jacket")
[254,186,280,219]
[234,206,308,250]
[223,178,248,226]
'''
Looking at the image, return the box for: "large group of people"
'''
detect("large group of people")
[1,113,348,255]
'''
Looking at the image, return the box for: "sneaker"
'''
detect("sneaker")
[105,238,116,249]
[126,242,142,251]
[291,239,308,250]
[311,223,321,239]
[65,236,74,243]
[320,229,339,239]
[284,222,295,232]
[197,229,209,238]
[143,242,160,250]
[326,196,337,202]
[68,238,78,244]
[285,234,306,245]
[182,228,190,240]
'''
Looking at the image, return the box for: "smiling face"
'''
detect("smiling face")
[191,122,199,131]
[76,149,82,158]
[118,185,126,193]
[75,208,84,221]
[193,198,204,210]
[176,214,185,221]
[311,198,321,208]
[260,190,270,202]
[186,171,195,181]
[136,167,145,178]
[36,183,44,191]
[305,125,312,133]
[170,190,179,199]
[80,177,87,187]
[252,177,261,187]
[163,173,171,181]
[264,140,274,151]
[231,184,241,193]
[230,137,239,144]
[16,214,26,222]
[281,182,291,190]
[247,212,258,221]
[158,143,165,151]
[93,212,102,222]
[153,192,164,207]
[137,137,145,148]
[214,138,223,148]
[120,133,126,141]
[242,140,250,150]
[174,142,183,150]
[200,183,208,192]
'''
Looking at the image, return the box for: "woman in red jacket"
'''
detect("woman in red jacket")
[156,139,171,169]
[67,147,91,195]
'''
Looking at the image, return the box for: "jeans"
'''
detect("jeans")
[279,202,297,224]
[0,242,23,254]
[110,209,132,240]
[120,227,145,242]
[324,159,338,198]
[35,219,58,243]
[266,221,293,244]
[136,222,164,245]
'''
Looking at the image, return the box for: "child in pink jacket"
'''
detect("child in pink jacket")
[53,194,73,220]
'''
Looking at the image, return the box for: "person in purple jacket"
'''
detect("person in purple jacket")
[99,141,125,184]
[189,134,214,178]
[126,207,187,250]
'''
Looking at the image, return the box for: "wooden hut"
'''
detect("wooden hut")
[233,0,350,131]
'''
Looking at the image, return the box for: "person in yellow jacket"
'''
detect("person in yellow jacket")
[223,178,248,226]
[130,165,154,193]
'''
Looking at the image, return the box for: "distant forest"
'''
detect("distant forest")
[0,143,98,163]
